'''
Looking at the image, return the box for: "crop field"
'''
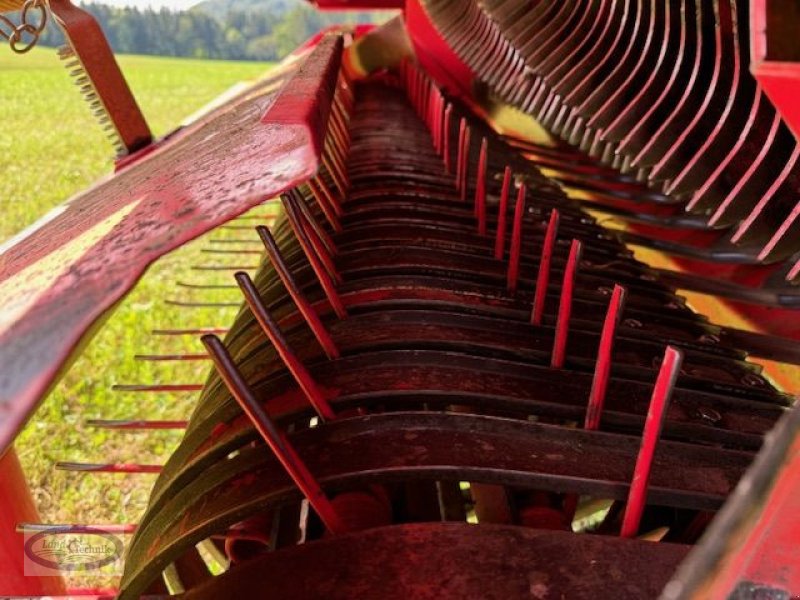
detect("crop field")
[0,46,273,568]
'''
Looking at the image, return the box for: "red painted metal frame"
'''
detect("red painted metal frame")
[0,448,67,595]
[0,34,344,455]
[750,0,800,143]
[49,0,152,155]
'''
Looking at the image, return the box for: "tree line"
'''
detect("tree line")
[38,2,381,61]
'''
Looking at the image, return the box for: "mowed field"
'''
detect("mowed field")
[1,48,272,551]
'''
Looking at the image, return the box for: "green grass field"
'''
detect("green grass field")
[1,47,272,576]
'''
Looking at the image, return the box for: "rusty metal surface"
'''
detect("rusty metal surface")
[0,34,343,455]
[182,522,690,599]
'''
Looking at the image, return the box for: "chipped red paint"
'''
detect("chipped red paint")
[0,35,344,454]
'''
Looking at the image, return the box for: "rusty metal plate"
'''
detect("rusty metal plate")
[182,522,689,600]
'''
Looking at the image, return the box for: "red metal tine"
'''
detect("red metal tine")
[86,419,187,430]
[55,462,162,474]
[620,346,684,539]
[506,183,527,292]
[584,285,627,430]
[551,239,583,369]
[314,175,343,216]
[443,104,453,172]
[307,179,342,232]
[460,126,472,202]
[257,226,340,360]
[288,193,341,287]
[281,196,347,319]
[291,189,337,256]
[201,335,346,534]
[435,93,444,153]
[531,208,561,326]
[475,137,488,234]
[494,167,512,259]
[456,117,467,189]
[235,272,337,422]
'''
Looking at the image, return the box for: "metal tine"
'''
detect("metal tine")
[307,179,342,232]
[257,226,340,359]
[443,104,453,172]
[506,183,527,292]
[235,271,337,422]
[165,300,241,308]
[17,523,138,534]
[287,196,342,283]
[281,195,347,319]
[494,166,512,259]
[531,208,561,326]
[201,334,347,534]
[551,239,583,369]
[176,282,238,290]
[55,462,162,474]
[152,328,229,336]
[460,125,472,203]
[435,93,445,154]
[584,285,627,430]
[201,248,262,255]
[322,145,347,196]
[112,384,203,392]
[475,137,488,234]
[135,353,209,362]
[456,117,467,189]
[86,419,187,430]
[620,346,684,538]
[286,193,341,285]
[313,175,343,216]
[289,188,338,258]
[192,265,259,271]
[207,239,262,245]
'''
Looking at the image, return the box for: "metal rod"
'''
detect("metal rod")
[134,354,209,362]
[165,301,241,308]
[551,239,582,369]
[112,384,203,393]
[201,335,346,534]
[290,189,338,258]
[584,285,627,430]
[235,272,336,422]
[86,420,187,430]
[440,100,452,165]
[506,184,527,292]
[531,208,561,326]
[455,117,466,188]
[308,178,342,233]
[282,196,347,319]
[289,196,341,289]
[495,167,512,259]
[152,328,229,336]
[475,137,488,234]
[257,226,340,359]
[460,125,472,202]
[16,523,137,534]
[620,346,684,538]
[55,462,162,474]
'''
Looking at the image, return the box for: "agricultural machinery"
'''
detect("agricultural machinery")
[0,0,799,597]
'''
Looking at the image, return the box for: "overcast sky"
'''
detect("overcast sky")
[98,0,201,9]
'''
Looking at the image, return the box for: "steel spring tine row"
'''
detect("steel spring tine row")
[114,65,791,598]
[419,0,800,305]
